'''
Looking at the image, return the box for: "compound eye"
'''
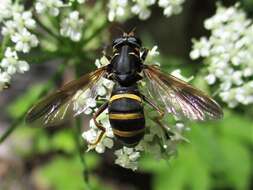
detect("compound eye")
[128,37,142,47]
[112,38,124,47]
[128,37,136,43]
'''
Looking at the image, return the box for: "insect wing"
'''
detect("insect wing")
[26,67,108,125]
[142,65,223,121]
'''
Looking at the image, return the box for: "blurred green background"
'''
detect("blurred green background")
[0,0,252,190]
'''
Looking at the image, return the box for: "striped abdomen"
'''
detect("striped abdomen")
[108,93,145,147]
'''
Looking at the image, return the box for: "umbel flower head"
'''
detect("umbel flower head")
[81,46,190,170]
[190,3,253,108]
[107,0,185,21]
[0,1,38,91]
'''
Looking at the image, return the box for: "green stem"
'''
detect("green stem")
[0,36,10,59]
[0,64,66,144]
[83,19,109,45]
[21,50,60,65]
[0,112,25,144]
[74,118,92,190]
[33,14,61,41]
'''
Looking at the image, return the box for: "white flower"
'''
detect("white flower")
[0,0,23,23]
[170,69,193,82]
[97,85,107,97]
[0,47,30,91]
[190,37,210,59]
[107,0,128,22]
[2,20,17,36]
[13,11,36,30]
[60,11,84,42]
[69,0,86,4]
[0,48,29,75]
[11,28,39,53]
[73,56,113,116]
[158,0,185,17]
[95,138,114,153]
[95,56,110,68]
[35,0,64,16]
[0,0,13,22]
[205,74,216,85]
[148,45,159,56]
[2,10,36,36]
[82,110,114,153]
[0,70,10,90]
[131,0,155,20]
[77,0,86,3]
[107,0,185,21]
[82,128,97,143]
[1,9,38,54]
[145,45,160,66]
[190,3,253,107]
[0,2,37,91]
[115,147,141,170]
[72,89,96,115]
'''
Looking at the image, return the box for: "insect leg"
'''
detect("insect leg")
[142,95,164,117]
[88,101,109,149]
[142,95,173,139]
[141,47,149,61]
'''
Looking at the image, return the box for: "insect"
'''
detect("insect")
[26,30,223,149]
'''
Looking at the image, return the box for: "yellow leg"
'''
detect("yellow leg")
[143,95,172,138]
[143,95,188,142]
[87,101,108,150]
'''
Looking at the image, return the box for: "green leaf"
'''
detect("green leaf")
[141,110,252,190]
[218,137,251,190]
[33,155,106,190]
[51,129,76,153]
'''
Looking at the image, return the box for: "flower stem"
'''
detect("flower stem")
[0,64,66,144]
[33,14,61,41]
[0,36,10,59]
[74,118,92,190]
[83,19,109,44]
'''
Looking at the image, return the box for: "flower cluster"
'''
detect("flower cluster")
[108,0,129,22]
[0,0,17,23]
[81,47,188,170]
[0,1,38,90]
[0,0,88,91]
[190,3,253,108]
[60,11,84,42]
[158,0,185,17]
[131,0,156,20]
[35,0,64,16]
[35,1,85,42]
[107,0,185,21]
[80,56,115,153]
[113,120,189,170]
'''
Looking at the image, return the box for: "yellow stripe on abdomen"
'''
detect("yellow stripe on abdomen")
[109,113,143,120]
[112,128,145,137]
[109,93,142,103]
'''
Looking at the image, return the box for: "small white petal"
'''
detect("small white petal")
[60,11,84,42]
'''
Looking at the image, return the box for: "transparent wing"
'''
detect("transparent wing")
[26,66,108,126]
[142,65,223,120]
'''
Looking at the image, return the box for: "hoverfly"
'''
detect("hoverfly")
[26,30,223,148]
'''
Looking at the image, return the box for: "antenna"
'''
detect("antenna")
[128,27,136,36]
[114,26,126,36]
